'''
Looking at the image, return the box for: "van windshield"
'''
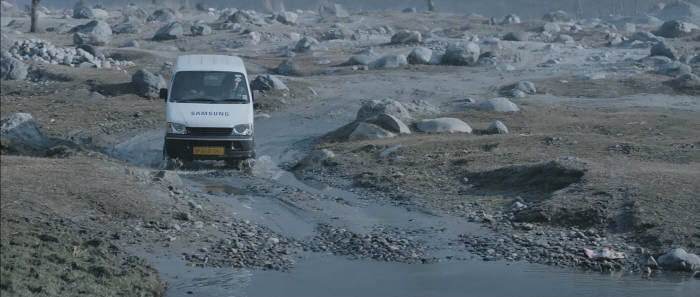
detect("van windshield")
[170,71,249,103]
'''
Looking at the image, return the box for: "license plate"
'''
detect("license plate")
[193,146,225,156]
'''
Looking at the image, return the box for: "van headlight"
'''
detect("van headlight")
[232,123,252,136]
[168,122,188,134]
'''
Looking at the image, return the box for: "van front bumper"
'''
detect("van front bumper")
[164,134,255,160]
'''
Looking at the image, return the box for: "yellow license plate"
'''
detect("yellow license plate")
[193,147,225,156]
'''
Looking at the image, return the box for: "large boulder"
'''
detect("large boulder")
[348,122,395,141]
[1,113,50,153]
[72,1,94,19]
[514,81,536,94]
[369,55,408,69]
[226,10,252,24]
[478,97,520,112]
[147,9,176,23]
[501,14,521,24]
[486,120,509,134]
[153,22,184,41]
[131,69,166,99]
[91,8,109,20]
[668,73,700,89]
[319,3,349,18]
[73,20,112,45]
[343,55,374,66]
[190,24,212,36]
[655,20,699,38]
[542,22,561,33]
[407,47,433,65]
[111,22,140,34]
[371,114,411,134]
[442,42,480,66]
[275,11,298,25]
[658,61,692,76]
[503,31,530,41]
[0,56,27,80]
[277,59,302,76]
[542,10,573,22]
[294,36,319,52]
[250,74,288,91]
[356,99,411,121]
[390,30,422,44]
[655,1,700,23]
[651,41,679,60]
[657,248,700,272]
[416,118,472,134]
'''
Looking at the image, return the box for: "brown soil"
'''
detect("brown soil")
[310,102,700,253]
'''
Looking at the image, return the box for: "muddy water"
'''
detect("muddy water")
[110,109,698,297]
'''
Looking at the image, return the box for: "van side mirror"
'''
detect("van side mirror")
[159,88,168,101]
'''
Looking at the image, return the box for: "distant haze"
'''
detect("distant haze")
[12,0,700,19]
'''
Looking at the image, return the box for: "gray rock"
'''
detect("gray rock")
[89,91,105,99]
[294,36,319,52]
[655,20,698,38]
[403,7,417,13]
[73,20,112,45]
[370,55,408,69]
[372,114,411,134]
[356,99,411,121]
[275,11,298,25]
[0,56,27,80]
[668,73,700,89]
[343,55,374,66]
[630,31,663,43]
[1,113,49,152]
[153,22,184,41]
[650,41,679,60]
[657,248,700,272]
[542,22,561,33]
[276,59,302,76]
[76,44,100,57]
[319,3,349,18]
[542,10,573,22]
[416,118,472,133]
[111,22,140,34]
[515,81,536,94]
[658,62,692,76]
[391,30,422,44]
[639,55,673,67]
[120,40,140,48]
[250,74,288,91]
[479,97,520,112]
[72,0,94,19]
[296,149,335,168]
[503,32,530,41]
[131,69,166,99]
[190,24,212,36]
[655,1,700,23]
[408,47,433,65]
[506,89,526,98]
[486,120,509,134]
[147,9,176,23]
[557,34,574,43]
[501,14,521,24]
[226,10,252,24]
[348,122,395,141]
[442,42,480,66]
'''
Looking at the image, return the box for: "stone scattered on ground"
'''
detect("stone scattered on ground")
[348,122,395,141]
[415,118,472,134]
[153,22,184,41]
[131,69,166,99]
[251,74,288,91]
[72,20,112,46]
[486,120,509,134]
[0,56,27,80]
[478,97,520,112]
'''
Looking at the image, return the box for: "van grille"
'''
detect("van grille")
[187,127,233,136]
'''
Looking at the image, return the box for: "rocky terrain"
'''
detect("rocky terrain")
[1,0,700,296]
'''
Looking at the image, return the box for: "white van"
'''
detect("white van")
[161,55,255,166]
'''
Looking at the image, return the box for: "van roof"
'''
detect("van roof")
[173,55,246,74]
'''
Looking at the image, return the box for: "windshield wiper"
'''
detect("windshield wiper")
[218,99,249,103]
[176,98,216,103]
